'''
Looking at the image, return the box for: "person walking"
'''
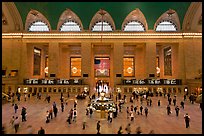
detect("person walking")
[53,107,58,118]
[117,126,123,134]
[168,97,172,105]
[149,98,152,106]
[67,114,71,127]
[13,116,20,133]
[73,108,77,122]
[180,101,185,109]
[140,106,143,115]
[49,108,53,119]
[134,106,138,113]
[175,105,180,116]
[21,107,27,122]
[89,108,93,118]
[38,127,45,134]
[46,111,50,123]
[126,107,129,118]
[53,101,57,109]
[167,105,171,115]
[109,112,113,123]
[130,111,134,121]
[10,116,15,127]
[173,98,177,106]
[184,113,190,128]
[125,123,131,134]
[96,121,101,134]
[61,102,64,112]
[14,104,18,113]
[144,107,148,117]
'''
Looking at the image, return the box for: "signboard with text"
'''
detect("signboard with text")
[23,79,83,85]
[123,79,182,85]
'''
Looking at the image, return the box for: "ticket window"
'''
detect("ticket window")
[48,87,52,93]
[58,88,61,93]
[43,88,47,93]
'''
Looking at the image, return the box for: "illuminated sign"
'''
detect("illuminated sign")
[23,79,82,85]
[123,79,182,85]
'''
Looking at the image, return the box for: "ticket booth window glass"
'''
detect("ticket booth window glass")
[70,57,81,77]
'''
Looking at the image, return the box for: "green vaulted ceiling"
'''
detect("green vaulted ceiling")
[14,2,191,30]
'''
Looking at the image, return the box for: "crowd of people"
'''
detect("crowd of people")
[2,89,202,134]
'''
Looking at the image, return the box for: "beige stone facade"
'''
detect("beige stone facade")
[2,2,202,95]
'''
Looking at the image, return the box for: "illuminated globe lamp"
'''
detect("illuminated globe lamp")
[127,67,133,74]
[156,67,160,74]
[72,67,78,74]
[44,67,48,74]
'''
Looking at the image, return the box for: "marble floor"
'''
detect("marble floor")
[2,92,202,134]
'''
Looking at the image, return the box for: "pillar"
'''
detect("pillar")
[48,42,60,78]
[145,42,156,78]
[112,42,124,89]
[81,42,92,90]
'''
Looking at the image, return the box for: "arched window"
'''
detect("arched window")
[156,20,177,31]
[28,20,49,32]
[25,10,51,32]
[124,21,145,32]
[60,20,81,32]
[92,21,113,32]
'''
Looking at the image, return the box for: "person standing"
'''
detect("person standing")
[144,107,148,117]
[13,116,20,133]
[38,127,45,134]
[96,121,101,134]
[158,100,161,106]
[175,105,180,116]
[184,113,190,128]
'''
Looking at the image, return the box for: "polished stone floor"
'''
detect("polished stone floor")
[2,92,202,134]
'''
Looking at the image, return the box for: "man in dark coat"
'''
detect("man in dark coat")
[38,127,45,134]
[53,107,58,117]
[21,107,27,122]
[184,113,190,128]
[175,105,180,116]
